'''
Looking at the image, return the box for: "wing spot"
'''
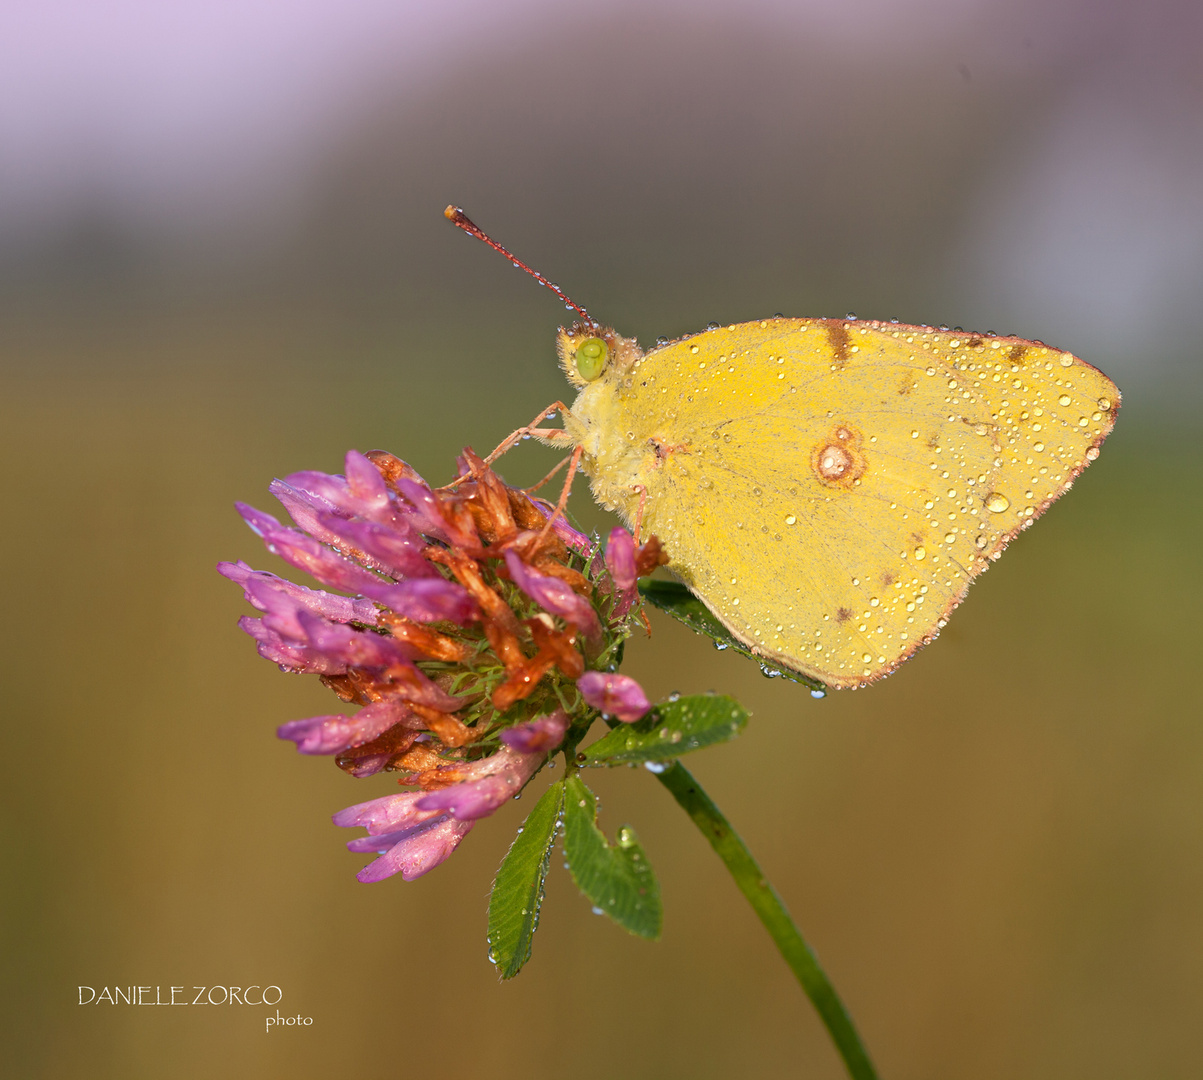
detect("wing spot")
[826,323,851,367]
[812,423,868,488]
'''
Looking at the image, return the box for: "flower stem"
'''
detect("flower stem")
[654,761,879,1080]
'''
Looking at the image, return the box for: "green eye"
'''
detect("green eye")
[574,337,609,381]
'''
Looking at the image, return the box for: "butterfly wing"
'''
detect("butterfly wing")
[583,318,1118,688]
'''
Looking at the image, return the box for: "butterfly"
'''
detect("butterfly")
[446,207,1120,689]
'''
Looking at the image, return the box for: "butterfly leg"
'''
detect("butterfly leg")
[536,444,584,540]
[522,453,574,495]
[483,401,574,465]
[630,484,649,544]
[627,488,655,635]
[438,403,574,492]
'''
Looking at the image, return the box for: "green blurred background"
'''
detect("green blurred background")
[3,1,1202,1076]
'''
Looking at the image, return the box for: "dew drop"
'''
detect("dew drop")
[644,761,668,774]
[985,492,1010,513]
[913,546,927,561]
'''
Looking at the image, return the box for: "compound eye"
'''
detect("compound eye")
[574,337,609,381]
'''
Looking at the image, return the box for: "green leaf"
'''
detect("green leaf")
[638,580,826,691]
[579,693,748,767]
[487,781,565,979]
[563,775,661,940]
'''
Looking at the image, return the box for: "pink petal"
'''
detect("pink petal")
[576,671,651,723]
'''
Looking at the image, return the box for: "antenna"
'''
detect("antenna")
[444,206,596,325]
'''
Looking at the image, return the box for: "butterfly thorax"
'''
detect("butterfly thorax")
[563,374,650,526]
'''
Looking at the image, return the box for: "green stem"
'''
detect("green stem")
[654,761,879,1080]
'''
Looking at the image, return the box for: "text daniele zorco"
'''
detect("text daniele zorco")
[78,986,283,1006]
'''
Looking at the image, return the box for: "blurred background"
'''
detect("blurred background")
[2,0,1202,1076]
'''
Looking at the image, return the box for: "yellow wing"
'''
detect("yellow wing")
[573,318,1119,688]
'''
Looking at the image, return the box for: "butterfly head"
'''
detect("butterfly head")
[557,322,644,388]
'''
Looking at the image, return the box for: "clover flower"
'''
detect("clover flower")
[221,448,666,882]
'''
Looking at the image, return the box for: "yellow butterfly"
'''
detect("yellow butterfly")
[447,208,1120,689]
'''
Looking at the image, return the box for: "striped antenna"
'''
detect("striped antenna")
[444,206,595,325]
